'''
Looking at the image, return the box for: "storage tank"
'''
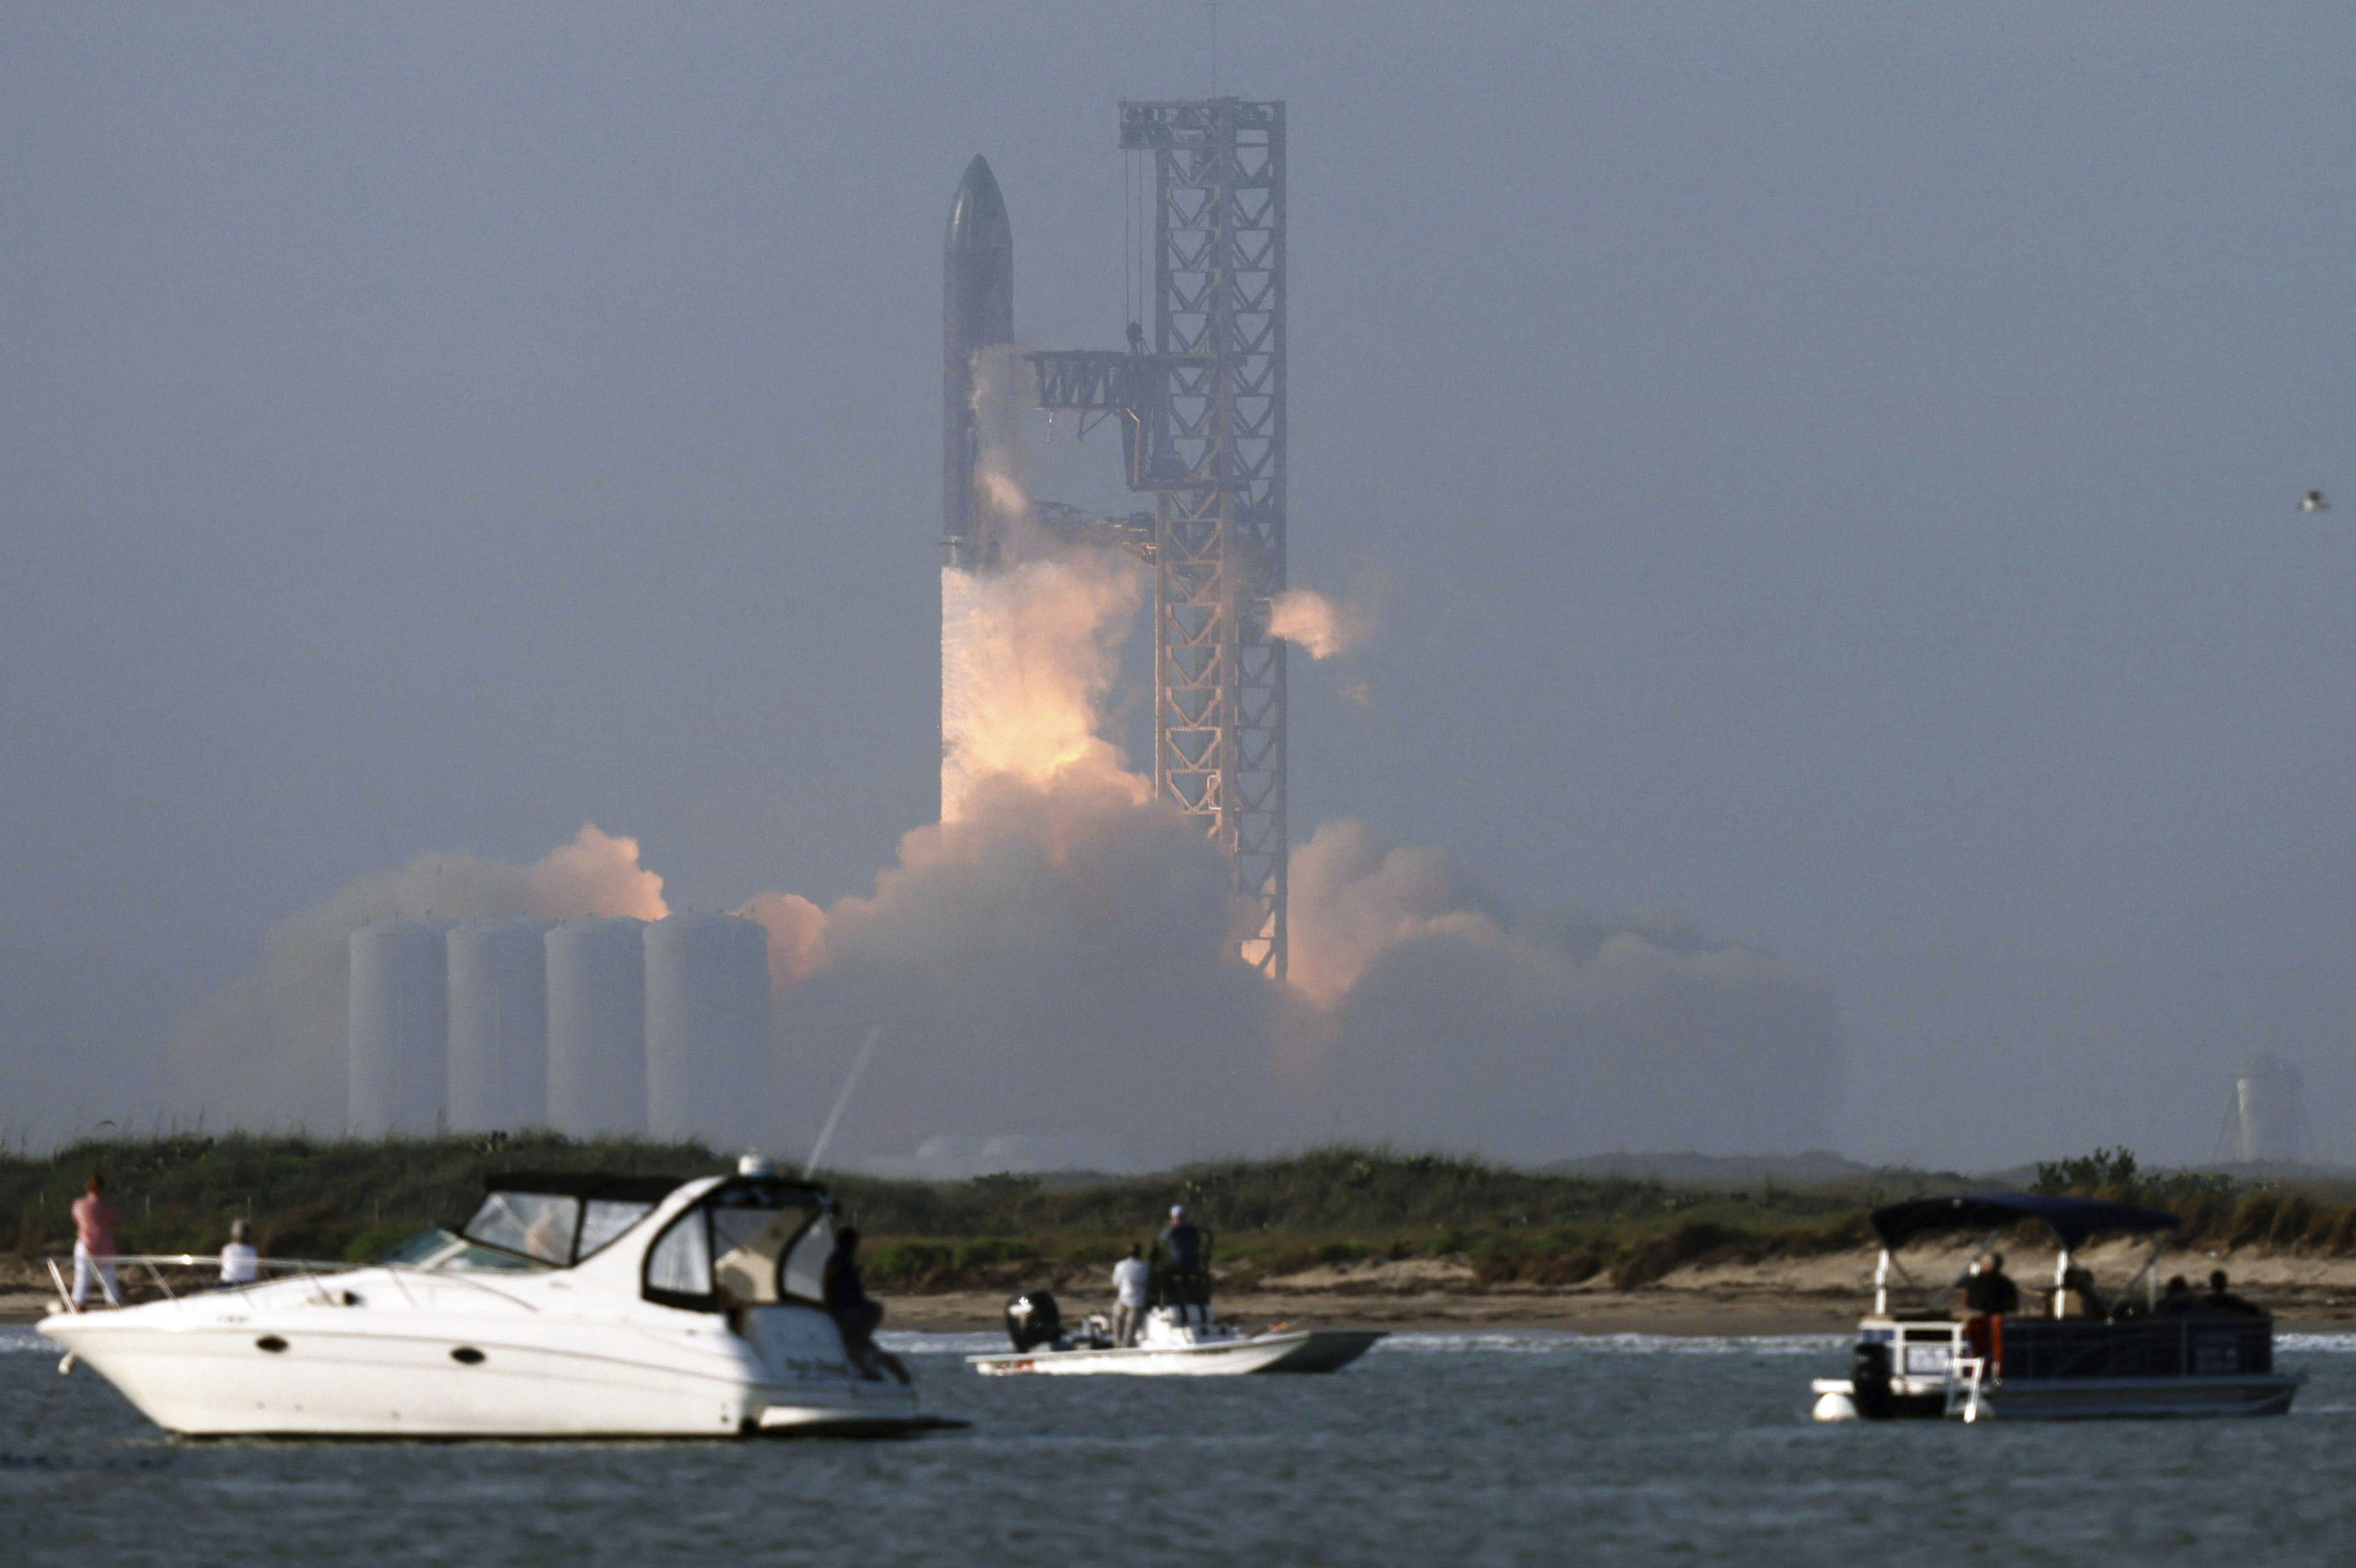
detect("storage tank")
[644,913,772,1146]
[2235,1055,2310,1164]
[446,919,550,1132]
[545,917,647,1136]
[347,919,450,1136]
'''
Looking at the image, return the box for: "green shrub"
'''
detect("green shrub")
[1610,1220,1753,1289]
[952,1237,1035,1270]
[2227,1194,2282,1249]
[2324,1208,2356,1256]
[864,1242,953,1285]
[343,1222,416,1263]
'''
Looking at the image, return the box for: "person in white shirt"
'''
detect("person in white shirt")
[219,1218,260,1288]
[1111,1243,1150,1347]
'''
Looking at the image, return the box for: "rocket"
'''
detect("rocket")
[940,155,1013,820]
[943,154,1012,571]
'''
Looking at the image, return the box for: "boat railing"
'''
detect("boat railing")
[1997,1316,2272,1380]
[40,1252,545,1316]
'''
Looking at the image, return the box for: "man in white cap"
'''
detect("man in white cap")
[218,1217,260,1287]
[1111,1243,1150,1347]
[1156,1204,1207,1322]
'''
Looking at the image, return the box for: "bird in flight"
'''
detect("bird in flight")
[2299,489,2328,513]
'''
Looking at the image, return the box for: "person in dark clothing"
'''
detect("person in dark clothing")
[1156,1205,1209,1320]
[1957,1251,2019,1371]
[2205,1269,2262,1316]
[821,1225,907,1384]
[2056,1264,2108,1320]
[2153,1274,2199,1315]
[1959,1252,2020,1317]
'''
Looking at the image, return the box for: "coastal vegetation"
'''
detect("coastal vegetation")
[5,1137,2351,1293]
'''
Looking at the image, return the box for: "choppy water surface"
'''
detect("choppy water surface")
[7,1325,2356,1565]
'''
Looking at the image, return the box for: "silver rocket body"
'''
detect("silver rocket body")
[943,155,1012,571]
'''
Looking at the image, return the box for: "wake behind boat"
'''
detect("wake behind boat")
[967,1291,1383,1378]
[39,1157,963,1439]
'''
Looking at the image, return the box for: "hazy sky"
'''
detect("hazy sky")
[4,3,2351,1166]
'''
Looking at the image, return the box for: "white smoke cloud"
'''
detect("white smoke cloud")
[1292,820,1843,1155]
[163,356,1841,1166]
[1267,585,1369,660]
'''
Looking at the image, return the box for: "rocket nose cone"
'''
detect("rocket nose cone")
[946,155,1012,253]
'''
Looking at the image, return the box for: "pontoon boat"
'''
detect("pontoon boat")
[1810,1192,2301,1422]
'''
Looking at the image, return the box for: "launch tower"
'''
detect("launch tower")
[1029,100,1290,978]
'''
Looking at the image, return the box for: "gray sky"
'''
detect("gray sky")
[3,3,2351,1166]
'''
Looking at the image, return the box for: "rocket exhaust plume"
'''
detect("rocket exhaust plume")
[939,153,1146,821]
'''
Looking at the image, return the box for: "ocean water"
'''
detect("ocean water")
[6,1324,2356,1565]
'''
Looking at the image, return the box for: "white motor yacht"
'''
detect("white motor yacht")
[39,1157,961,1439]
[1810,1192,2301,1423]
[967,1291,1383,1377]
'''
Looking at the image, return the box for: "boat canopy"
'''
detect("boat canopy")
[1870,1192,2180,1252]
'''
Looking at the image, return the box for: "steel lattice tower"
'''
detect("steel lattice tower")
[1025,99,1288,978]
[1132,100,1287,979]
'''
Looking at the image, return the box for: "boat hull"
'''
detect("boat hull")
[969,1328,1383,1377]
[40,1283,935,1439]
[1811,1372,2302,1422]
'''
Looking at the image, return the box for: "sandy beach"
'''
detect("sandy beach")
[13,1240,2356,1332]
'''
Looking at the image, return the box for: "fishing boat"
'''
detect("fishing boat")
[1809,1192,2301,1422]
[967,1291,1383,1376]
[38,1157,961,1439]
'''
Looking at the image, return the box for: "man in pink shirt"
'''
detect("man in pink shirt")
[70,1172,121,1308]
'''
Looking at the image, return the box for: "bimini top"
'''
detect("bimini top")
[1870,1192,2181,1252]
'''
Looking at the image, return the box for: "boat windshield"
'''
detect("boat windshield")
[462,1191,662,1267]
[373,1225,545,1273]
[642,1178,832,1310]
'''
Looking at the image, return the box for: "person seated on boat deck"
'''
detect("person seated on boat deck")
[2055,1264,2108,1320]
[822,1226,909,1384]
[2153,1273,2200,1315]
[1112,1243,1150,1347]
[2204,1269,2262,1316]
[218,1218,260,1289]
[1156,1205,1208,1313]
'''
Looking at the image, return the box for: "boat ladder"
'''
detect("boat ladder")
[1945,1356,1990,1423]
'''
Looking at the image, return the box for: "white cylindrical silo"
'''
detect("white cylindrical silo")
[545,917,647,1137]
[446,919,550,1132]
[2236,1055,2308,1164]
[347,919,450,1137]
[644,913,772,1146]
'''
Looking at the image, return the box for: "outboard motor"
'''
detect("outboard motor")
[1004,1291,1065,1353]
[1850,1340,1895,1420]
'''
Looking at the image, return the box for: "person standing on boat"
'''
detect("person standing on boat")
[69,1172,122,1308]
[1957,1250,2018,1370]
[219,1218,260,1288]
[1111,1243,1150,1346]
[1157,1205,1208,1321]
